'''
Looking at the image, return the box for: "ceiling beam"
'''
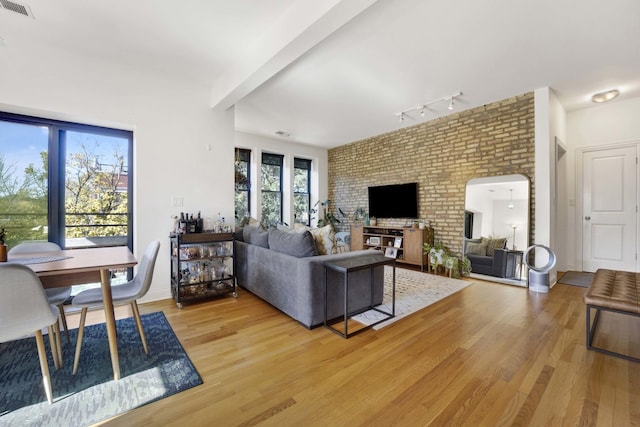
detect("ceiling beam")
[210,0,378,111]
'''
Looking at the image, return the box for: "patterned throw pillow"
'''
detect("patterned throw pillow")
[465,241,488,256]
[486,237,507,256]
[293,223,337,255]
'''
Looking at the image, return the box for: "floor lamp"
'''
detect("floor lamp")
[511,224,517,250]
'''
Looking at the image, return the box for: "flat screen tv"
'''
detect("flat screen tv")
[368,182,418,219]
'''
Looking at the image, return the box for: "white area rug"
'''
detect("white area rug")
[352,266,474,329]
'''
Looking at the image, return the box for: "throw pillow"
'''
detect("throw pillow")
[243,226,269,248]
[465,241,488,256]
[239,216,264,229]
[486,237,507,256]
[293,223,337,255]
[268,229,318,258]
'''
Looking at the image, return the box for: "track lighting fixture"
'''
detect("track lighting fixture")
[394,91,462,123]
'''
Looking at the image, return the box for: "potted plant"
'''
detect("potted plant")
[0,227,7,262]
[310,199,344,229]
[423,241,449,274]
[351,207,365,223]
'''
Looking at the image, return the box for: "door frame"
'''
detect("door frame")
[576,141,640,272]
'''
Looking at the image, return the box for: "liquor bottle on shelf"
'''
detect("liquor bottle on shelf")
[179,212,187,234]
[196,211,203,233]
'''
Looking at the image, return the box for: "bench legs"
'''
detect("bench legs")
[586,304,640,363]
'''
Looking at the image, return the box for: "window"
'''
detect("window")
[261,153,283,227]
[234,148,251,222]
[293,158,311,225]
[0,112,133,251]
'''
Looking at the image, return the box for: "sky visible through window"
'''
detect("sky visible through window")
[0,121,128,181]
[0,121,48,187]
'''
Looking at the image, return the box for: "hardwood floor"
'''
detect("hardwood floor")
[74,276,640,426]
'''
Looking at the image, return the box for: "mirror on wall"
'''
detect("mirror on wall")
[464,174,530,285]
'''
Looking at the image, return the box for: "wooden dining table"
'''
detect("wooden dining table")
[8,246,138,381]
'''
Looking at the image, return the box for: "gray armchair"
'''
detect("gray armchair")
[463,237,508,277]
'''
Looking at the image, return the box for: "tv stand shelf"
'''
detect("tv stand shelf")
[350,224,434,271]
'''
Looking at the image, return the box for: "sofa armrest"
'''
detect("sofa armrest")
[492,248,508,277]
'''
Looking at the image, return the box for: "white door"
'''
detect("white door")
[582,146,637,272]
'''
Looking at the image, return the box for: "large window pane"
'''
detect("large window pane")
[293,158,311,225]
[234,148,250,221]
[261,153,283,227]
[64,131,129,248]
[0,120,49,247]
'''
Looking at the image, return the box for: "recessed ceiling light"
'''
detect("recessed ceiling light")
[591,89,620,103]
[275,130,291,137]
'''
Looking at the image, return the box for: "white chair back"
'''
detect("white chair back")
[130,240,161,300]
[0,264,57,342]
[8,242,62,254]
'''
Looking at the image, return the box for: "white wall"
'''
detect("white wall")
[534,88,567,284]
[567,96,640,271]
[0,44,234,302]
[235,131,328,226]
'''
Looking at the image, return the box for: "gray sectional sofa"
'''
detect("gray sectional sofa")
[235,226,385,328]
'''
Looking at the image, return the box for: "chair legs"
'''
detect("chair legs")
[72,308,88,375]
[56,304,70,344]
[47,324,61,370]
[35,330,54,404]
[131,301,149,354]
[73,303,149,374]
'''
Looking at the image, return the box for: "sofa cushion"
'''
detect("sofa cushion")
[465,241,488,256]
[268,229,318,258]
[486,237,507,256]
[243,226,269,248]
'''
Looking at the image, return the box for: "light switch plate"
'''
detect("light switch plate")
[172,196,183,208]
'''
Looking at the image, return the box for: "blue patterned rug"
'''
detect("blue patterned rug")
[0,311,202,426]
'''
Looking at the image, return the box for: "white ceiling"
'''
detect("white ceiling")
[2,0,639,148]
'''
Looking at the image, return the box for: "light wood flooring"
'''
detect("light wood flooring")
[67,274,640,426]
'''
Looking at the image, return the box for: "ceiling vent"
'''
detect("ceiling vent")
[0,0,34,18]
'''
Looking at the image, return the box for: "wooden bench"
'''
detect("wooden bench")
[583,269,640,363]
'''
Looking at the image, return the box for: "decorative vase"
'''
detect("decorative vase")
[0,244,7,262]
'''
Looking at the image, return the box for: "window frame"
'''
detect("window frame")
[0,111,133,251]
[293,157,312,226]
[234,148,251,220]
[260,152,284,227]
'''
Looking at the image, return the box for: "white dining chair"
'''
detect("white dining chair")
[8,242,72,344]
[72,240,160,374]
[0,263,61,404]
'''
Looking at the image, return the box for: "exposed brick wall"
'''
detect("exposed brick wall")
[328,92,535,256]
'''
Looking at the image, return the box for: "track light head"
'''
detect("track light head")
[393,91,462,122]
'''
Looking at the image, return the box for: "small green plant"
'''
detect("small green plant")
[351,207,365,222]
[424,241,449,272]
[310,199,344,229]
[0,227,6,245]
[423,241,470,277]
